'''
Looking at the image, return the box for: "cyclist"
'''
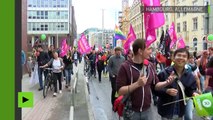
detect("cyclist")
[40,51,64,97]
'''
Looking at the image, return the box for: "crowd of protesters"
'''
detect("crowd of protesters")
[23,38,213,120]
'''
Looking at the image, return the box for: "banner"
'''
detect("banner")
[177,37,185,49]
[142,0,165,47]
[169,22,178,49]
[60,38,70,57]
[78,34,91,54]
[193,92,213,116]
[123,24,136,54]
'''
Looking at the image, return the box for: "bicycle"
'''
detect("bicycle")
[43,68,54,98]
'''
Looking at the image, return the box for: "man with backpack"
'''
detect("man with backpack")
[116,39,174,120]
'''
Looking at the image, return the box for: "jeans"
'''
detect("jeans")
[65,69,72,85]
[38,67,48,89]
[123,108,153,120]
[200,75,205,92]
[184,99,194,120]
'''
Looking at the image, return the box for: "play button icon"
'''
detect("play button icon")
[18,92,33,108]
[22,97,29,103]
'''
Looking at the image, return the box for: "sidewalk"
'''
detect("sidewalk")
[22,62,93,120]
[22,72,72,120]
[73,62,94,120]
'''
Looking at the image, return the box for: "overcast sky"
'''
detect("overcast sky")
[73,0,134,34]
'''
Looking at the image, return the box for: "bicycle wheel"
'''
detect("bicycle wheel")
[43,75,51,98]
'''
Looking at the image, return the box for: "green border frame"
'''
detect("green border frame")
[0,0,15,120]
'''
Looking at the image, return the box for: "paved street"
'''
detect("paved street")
[22,72,73,120]
[21,61,204,120]
[87,69,203,120]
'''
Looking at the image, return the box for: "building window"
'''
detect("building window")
[64,11,68,19]
[53,0,57,7]
[27,23,31,31]
[28,0,33,7]
[28,11,32,19]
[49,0,53,7]
[166,14,168,20]
[193,17,198,31]
[45,11,48,19]
[193,38,198,50]
[37,11,40,19]
[49,22,53,31]
[37,0,40,7]
[32,23,36,31]
[57,11,60,19]
[32,11,36,19]
[41,23,44,31]
[202,15,204,30]
[41,11,44,19]
[177,13,180,18]
[57,0,60,8]
[183,21,187,31]
[53,23,56,31]
[33,0,36,7]
[44,0,48,7]
[45,24,48,31]
[177,0,180,3]
[203,37,207,50]
[41,0,44,7]
[177,23,180,32]
[192,0,198,6]
[166,25,169,30]
[61,0,65,7]
[57,23,60,31]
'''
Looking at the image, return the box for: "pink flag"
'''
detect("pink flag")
[99,46,103,51]
[142,0,165,47]
[177,37,185,49]
[60,39,70,57]
[142,0,165,29]
[123,24,136,54]
[169,22,178,49]
[78,34,91,54]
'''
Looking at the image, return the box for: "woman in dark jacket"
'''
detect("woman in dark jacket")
[97,55,104,82]
[63,50,73,88]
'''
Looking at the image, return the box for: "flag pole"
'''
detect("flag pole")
[141,4,144,39]
[162,97,193,106]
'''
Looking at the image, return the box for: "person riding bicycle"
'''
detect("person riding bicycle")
[40,51,64,97]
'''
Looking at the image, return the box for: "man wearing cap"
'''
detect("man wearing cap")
[108,47,125,107]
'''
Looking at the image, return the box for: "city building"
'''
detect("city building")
[83,28,114,48]
[119,0,130,36]
[158,0,210,51]
[27,0,77,51]
[129,0,144,39]
[22,0,28,74]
